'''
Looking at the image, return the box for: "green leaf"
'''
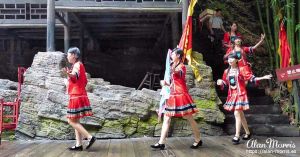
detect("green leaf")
[274,16,281,23]
[285,18,293,23]
[271,0,278,7]
[284,2,295,9]
[296,23,300,32]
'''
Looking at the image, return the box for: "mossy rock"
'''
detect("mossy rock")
[194,110,205,122]
[194,99,224,124]
[123,116,139,136]
[102,119,123,129]
[192,51,204,64]
[38,118,74,139]
[209,88,218,100]
[172,118,193,136]
[97,119,125,137]
[194,99,216,110]
[135,114,158,136]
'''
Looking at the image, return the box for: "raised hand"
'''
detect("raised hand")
[253,33,266,49]
[260,34,265,41]
[217,79,223,85]
[62,67,71,75]
[160,80,165,86]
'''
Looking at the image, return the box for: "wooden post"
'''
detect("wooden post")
[182,0,189,30]
[171,13,179,47]
[64,12,70,53]
[47,0,55,52]
[10,38,15,66]
[79,28,84,63]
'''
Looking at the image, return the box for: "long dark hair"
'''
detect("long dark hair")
[172,48,184,62]
[170,48,184,72]
[231,22,239,34]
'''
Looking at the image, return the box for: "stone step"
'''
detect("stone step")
[222,105,282,115]
[249,96,274,105]
[219,96,274,106]
[246,87,266,96]
[224,114,290,124]
[223,124,300,137]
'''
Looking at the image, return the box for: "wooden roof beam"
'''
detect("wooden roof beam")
[81,18,166,23]
[55,12,69,27]
[0,29,21,39]
[69,12,98,41]
[87,29,160,33]
[55,7,181,13]
[87,24,163,28]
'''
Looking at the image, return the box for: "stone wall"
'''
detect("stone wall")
[16,51,224,140]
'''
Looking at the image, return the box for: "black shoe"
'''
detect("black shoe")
[242,133,252,140]
[68,145,83,151]
[232,136,240,145]
[150,143,165,150]
[190,140,203,149]
[86,136,96,149]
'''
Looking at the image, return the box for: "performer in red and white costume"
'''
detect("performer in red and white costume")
[223,22,242,51]
[151,48,202,150]
[224,34,265,84]
[217,52,272,145]
[63,47,96,151]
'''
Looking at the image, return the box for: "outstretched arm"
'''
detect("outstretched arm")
[253,74,272,81]
[252,34,265,50]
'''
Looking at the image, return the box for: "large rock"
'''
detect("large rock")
[16,51,225,140]
[0,79,18,102]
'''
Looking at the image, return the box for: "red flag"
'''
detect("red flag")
[278,23,291,68]
[178,0,197,65]
[278,22,292,91]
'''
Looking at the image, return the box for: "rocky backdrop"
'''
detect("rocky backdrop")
[1,51,225,140]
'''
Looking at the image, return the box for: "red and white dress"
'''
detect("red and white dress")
[220,67,257,111]
[67,62,93,119]
[164,64,198,117]
[225,47,256,84]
